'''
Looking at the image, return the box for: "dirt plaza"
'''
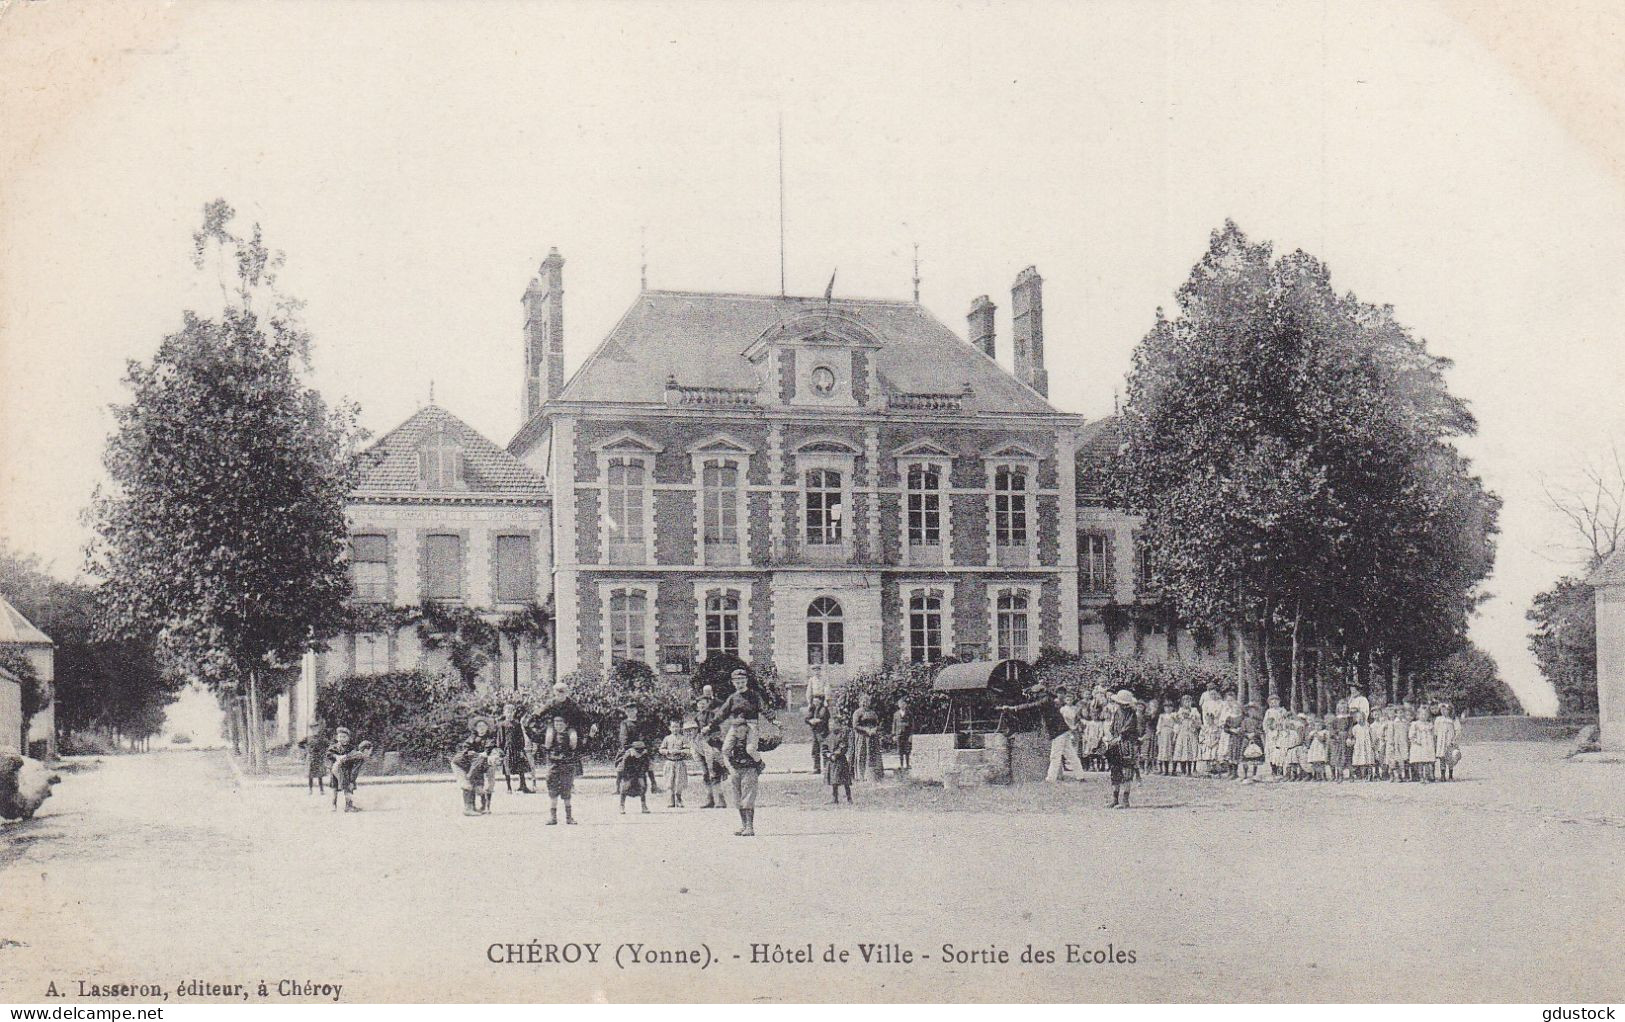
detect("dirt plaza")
[1,743,1622,1004]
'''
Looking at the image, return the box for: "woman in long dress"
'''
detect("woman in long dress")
[851,694,885,781]
[1155,703,1178,774]
[1263,696,1288,777]
[1350,712,1375,779]
[1172,696,1199,775]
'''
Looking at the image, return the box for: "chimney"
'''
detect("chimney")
[522,247,566,420]
[1010,265,1048,397]
[967,294,996,360]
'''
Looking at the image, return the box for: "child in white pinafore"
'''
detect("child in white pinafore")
[1350,712,1375,780]
[1408,708,1436,782]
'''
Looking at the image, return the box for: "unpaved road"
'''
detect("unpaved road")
[2,744,1621,1003]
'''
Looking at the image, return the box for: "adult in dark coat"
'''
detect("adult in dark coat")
[496,703,532,793]
[805,694,831,774]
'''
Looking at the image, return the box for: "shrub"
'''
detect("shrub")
[829,659,955,735]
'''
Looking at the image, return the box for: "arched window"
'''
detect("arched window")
[608,588,649,665]
[908,588,944,664]
[704,589,742,659]
[994,588,1031,662]
[806,596,844,666]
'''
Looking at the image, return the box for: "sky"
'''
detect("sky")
[5,0,1625,716]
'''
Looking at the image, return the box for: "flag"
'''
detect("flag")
[824,268,837,301]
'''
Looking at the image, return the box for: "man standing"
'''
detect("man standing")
[999,684,1082,783]
[496,703,532,793]
[805,693,831,774]
[1347,685,1371,721]
[721,715,764,837]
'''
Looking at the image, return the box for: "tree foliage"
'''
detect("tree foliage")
[87,201,364,695]
[1414,644,1522,715]
[1527,576,1597,715]
[1112,222,1501,703]
[0,539,176,744]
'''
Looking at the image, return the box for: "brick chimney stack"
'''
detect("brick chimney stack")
[522,247,566,421]
[967,294,997,360]
[1010,265,1048,397]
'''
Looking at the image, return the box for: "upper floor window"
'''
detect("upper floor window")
[907,588,945,664]
[423,533,463,602]
[605,456,648,564]
[806,468,844,546]
[906,463,943,555]
[702,459,741,563]
[806,596,845,666]
[993,464,1030,566]
[494,534,534,604]
[349,534,389,602]
[704,589,742,660]
[608,588,650,666]
[1081,532,1112,595]
[418,430,464,489]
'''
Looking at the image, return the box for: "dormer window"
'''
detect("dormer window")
[418,428,464,489]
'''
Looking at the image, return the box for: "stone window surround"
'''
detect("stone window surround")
[688,434,754,567]
[896,444,953,568]
[346,528,398,604]
[597,578,659,675]
[594,432,661,567]
[418,528,471,604]
[489,528,541,607]
[897,579,955,664]
[796,442,858,561]
[986,450,1041,567]
[692,579,754,663]
[988,581,1041,662]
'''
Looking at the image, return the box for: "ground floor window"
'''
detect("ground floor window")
[353,632,388,675]
[704,589,742,659]
[807,596,844,666]
[994,588,1032,661]
[608,588,650,665]
[908,588,945,664]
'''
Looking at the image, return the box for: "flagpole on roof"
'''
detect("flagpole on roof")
[778,111,786,298]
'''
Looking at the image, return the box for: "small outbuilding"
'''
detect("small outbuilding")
[0,595,54,760]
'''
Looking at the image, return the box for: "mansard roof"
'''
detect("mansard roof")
[551,289,1063,416]
[1075,415,1123,504]
[355,404,546,498]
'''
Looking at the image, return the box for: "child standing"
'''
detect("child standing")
[1263,696,1288,778]
[1172,696,1199,776]
[1433,703,1460,782]
[1139,700,1161,777]
[1350,711,1375,780]
[303,724,329,795]
[1390,707,1412,782]
[1277,714,1304,781]
[893,697,913,772]
[1305,715,1329,781]
[1156,701,1178,774]
[616,739,656,814]
[825,717,854,804]
[1409,708,1436,782]
[658,720,692,808]
[1239,704,1266,782]
[542,716,580,825]
[450,735,487,816]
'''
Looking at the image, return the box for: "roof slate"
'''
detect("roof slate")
[0,595,52,646]
[1589,548,1625,587]
[553,289,1061,416]
[356,405,546,498]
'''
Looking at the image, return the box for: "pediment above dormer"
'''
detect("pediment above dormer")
[893,438,954,460]
[591,430,664,454]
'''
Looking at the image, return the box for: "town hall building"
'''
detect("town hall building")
[508,250,1086,705]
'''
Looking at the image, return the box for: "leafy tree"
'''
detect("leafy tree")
[87,200,364,772]
[1527,576,1597,715]
[1113,222,1500,708]
[0,539,176,747]
[1415,643,1522,715]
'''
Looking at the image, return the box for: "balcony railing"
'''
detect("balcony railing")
[887,383,973,412]
[664,376,759,407]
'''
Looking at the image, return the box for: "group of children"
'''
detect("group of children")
[1139,691,1463,783]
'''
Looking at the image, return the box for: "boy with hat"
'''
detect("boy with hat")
[1105,689,1141,808]
[542,715,581,825]
[615,738,656,814]
[326,729,373,813]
